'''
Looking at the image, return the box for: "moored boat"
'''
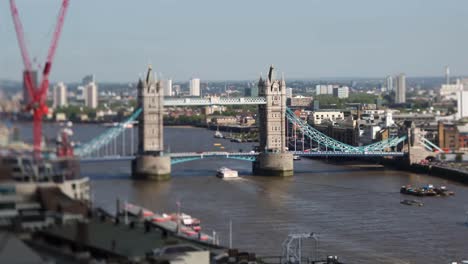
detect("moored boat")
[433,186,455,196]
[400,184,452,197]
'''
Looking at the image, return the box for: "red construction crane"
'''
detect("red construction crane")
[10,0,70,160]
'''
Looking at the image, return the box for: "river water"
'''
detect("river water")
[13,123,468,263]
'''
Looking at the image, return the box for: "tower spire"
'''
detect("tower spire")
[268,64,275,82]
[280,72,286,89]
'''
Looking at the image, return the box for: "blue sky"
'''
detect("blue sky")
[1,0,467,82]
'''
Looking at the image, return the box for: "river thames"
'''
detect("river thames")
[16,123,468,263]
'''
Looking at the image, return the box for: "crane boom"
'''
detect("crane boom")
[9,0,34,101]
[9,0,70,160]
[38,0,70,101]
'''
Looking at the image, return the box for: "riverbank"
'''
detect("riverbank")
[308,156,468,185]
[409,164,468,185]
[380,158,468,185]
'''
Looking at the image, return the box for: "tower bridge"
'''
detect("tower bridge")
[74,65,412,180]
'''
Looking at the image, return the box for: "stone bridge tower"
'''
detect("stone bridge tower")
[132,66,171,180]
[253,65,293,176]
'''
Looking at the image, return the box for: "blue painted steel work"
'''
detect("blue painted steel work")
[170,152,258,164]
[291,151,405,157]
[76,105,409,162]
[420,137,444,152]
[285,108,407,152]
[79,150,404,164]
[74,108,142,157]
[80,156,136,163]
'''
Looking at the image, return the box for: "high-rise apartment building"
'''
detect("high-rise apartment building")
[161,79,173,96]
[53,82,68,108]
[80,74,95,101]
[189,78,200,96]
[22,70,38,104]
[85,82,98,109]
[82,74,95,85]
[386,75,394,91]
[445,66,450,85]
[395,74,406,104]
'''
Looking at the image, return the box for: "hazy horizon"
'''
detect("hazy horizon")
[1,0,467,82]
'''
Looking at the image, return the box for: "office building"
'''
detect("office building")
[287,96,313,108]
[161,79,173,96]
[386,76,394,91]
[457,90,468,119]
[440,79,463,100]
[316,84,334,95]
[316,84,347,97]
[189,78,200,96]
[308,110,345,125]
[53,82,68,108]
[22,70,38,104]
[85,82,98,109]
[395,74,406,104]
[438,122,459,151]
[333,86,349,99]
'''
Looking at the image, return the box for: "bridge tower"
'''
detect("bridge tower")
[132,66,171,180]
[253,65,294,176]
[407,126,435,165]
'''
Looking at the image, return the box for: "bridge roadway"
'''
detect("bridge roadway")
[79,151,405,163]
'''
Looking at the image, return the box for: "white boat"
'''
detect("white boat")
[214,130,224,138]
[293,155,301,160]
[216,167,238,179]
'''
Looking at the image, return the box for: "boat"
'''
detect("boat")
[400,199,424,206]
[400,184,441,197]
[433,186,455,196]
[216,167,239,179]
[293,155,301,161]
[123,203,210,241]
[214,130,224,139]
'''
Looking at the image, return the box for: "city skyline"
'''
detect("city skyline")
[1,0,467,82]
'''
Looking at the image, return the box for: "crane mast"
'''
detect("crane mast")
[9,0,70,160]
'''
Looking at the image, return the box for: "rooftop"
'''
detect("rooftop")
[39,217,223,261]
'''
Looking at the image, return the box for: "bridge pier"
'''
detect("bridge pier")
[253,152,293,177]
[132,155,171,181]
